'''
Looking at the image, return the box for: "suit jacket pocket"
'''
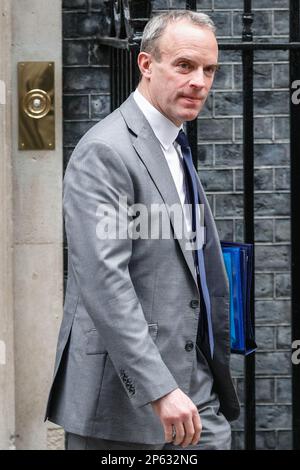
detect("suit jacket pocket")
[86,329,107,355]
[86,322,158,355]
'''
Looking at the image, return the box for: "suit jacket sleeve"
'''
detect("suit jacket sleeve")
[63,138,179,408]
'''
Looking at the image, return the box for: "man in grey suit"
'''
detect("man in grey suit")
[45,10,240,450]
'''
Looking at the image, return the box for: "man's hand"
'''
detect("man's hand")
[151,388,202,448]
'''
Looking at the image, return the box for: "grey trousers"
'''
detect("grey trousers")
[66,405,231,450]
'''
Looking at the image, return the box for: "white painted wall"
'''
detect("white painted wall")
[0,0,16,450]
[11,0,63,450]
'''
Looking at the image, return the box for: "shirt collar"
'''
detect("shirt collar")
[133,89,182,150]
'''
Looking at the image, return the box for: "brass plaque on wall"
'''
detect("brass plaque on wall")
[18,62,55,150]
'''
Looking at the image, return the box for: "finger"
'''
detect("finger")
[180,415,195,448]
[164,423,174,443]
[191,411,202,445]
[173,422,185,446]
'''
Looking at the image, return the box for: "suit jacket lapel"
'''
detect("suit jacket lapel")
[119,94,198,289]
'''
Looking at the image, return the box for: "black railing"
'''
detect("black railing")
[97,0,300,450]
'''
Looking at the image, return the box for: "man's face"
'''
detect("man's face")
[138,20,218,126]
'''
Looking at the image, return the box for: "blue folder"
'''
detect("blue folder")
[221,241,257,355]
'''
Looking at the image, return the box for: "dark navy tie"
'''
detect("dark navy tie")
[176,129,214,359]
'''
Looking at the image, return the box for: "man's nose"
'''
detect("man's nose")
[189,68,205,88]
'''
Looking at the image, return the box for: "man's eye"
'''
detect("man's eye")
[204,67,216,76]
[178,63,191,70]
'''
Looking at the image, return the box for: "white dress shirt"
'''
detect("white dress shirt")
[133,88,193,235]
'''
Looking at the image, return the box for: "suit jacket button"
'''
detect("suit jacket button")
[185,341,194,352]
[190,299,200,309]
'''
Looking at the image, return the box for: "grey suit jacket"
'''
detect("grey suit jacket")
[45,93,240,444]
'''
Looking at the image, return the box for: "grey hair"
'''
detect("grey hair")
[140,10,216,61]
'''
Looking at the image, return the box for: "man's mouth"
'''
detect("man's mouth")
[180,96,204,104]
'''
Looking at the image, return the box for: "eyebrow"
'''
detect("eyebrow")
[173,57,220,69]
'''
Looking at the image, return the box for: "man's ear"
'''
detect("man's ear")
[137,52,152,79]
